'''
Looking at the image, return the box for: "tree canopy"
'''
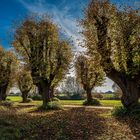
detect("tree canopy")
[82,0,140,108]
[75,55,104,102]
[17,65,33,102]
[0,46,17,100]
[13,16,72,106]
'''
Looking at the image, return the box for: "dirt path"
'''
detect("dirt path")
[63,105,113,109]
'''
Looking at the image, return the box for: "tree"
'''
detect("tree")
[13,16,72,106]
[112,83,122,99]
[75,55,104,103]
[0,46,17,101]
[17,66,33,103]
[60,76,84,95]
[82,0,140,108]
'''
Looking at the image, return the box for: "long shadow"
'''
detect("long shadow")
[30,107,107,140]
[13,104,35,109]
[126,118,140,139]
[0,106,107,140]
[115,117,140,140]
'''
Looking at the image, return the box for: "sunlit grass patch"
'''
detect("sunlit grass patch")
[100,100,122,107]
[7,96,22,102]
[7,96,123,107]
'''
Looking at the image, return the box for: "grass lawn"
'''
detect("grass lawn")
[7,96,22,102]
[7,96,122,107]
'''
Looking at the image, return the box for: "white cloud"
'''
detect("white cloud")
[17,0,114,92]
[18,0,85,52]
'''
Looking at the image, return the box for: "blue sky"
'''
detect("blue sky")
[0,0,139,92]
[1,0,139,49]
[0,0,87,50]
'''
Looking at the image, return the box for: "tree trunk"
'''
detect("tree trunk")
[86,89,93,103]
[39,81,51,107]
[107,70,139,108]
[22,92,28,103]
[50,87,54,99]
[0,85,8,101]
[120,81,139,108]
[36,83,43,95]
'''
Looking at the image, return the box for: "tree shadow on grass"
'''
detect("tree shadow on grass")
[115,117,140,140]
[14,104,35,109]
[0,107,107,140]
[58,107,106,140]
[125,118,140,139]
[31,107,107,140]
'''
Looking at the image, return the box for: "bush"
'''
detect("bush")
[0,127,21,140]
[6,98,11,101]
[39,101,62,110]
[70,94,85,100]
[112,105,140,119]
[47,101,62,110]
[52,97,60,102]
[113,92,121,100]
[93,93,103,100]
[26,98,33,103]
[57,95,70,100]
[0,101,14,107]
[32,95,42,100]
[83,99,100,106]
[57,94,85,100]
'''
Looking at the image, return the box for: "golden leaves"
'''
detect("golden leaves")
[75,55,104,90]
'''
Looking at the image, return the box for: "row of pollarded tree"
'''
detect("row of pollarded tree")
[0,0,139,109]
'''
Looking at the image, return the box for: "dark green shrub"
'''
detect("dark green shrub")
[57,95,70,100]
[6,98,11,101]
[47,101,62,110]
[93,93,103,100]
[83,99,100,106]
[0,127,21,140]
[112,105,140,119]
[70,94,85,100]
[52,97,60,102]
[39,101,62,110]
[0,101,14,107]
[21,98,32,103]
[32,95,42,100]
[57,94,85,100]
[26,98,33,103]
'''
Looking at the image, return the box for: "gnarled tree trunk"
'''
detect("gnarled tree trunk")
[50,86,55,99]
[119,80,139,108]
[22,92,28,103]
[108,69,139,108]
[38,81,51,107]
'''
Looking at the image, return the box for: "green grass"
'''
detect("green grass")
[7,96,122,107]
[61,100,83,105]
[102,93,114,98]
[61,100,121,107]
[100,100,121,107]
[7,96,22,102]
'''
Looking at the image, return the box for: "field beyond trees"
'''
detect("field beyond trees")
[7,96,122,107]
